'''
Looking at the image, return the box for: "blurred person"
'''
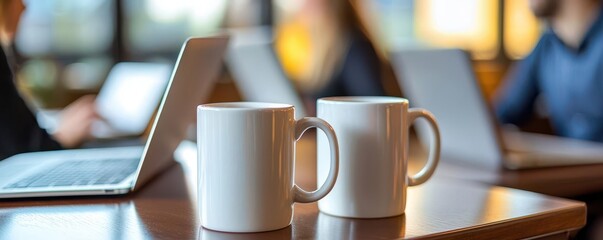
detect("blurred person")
[495,0,603,141]
[275,0,385,109]
[0,0,98,160]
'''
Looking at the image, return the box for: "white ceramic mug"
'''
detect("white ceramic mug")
[317,96,440,218]
[197,102,339,232]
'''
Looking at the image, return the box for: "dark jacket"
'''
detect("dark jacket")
[0,47,61,160]
[314,29,385,98]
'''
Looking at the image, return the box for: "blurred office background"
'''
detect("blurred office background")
[11,0,541,109]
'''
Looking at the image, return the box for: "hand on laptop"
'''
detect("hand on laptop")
[52,95,99,148]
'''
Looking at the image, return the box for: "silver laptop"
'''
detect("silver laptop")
[391,48,603,169]
[226,27,307,118]
[0,35,229,198]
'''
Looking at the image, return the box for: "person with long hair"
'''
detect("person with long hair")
[0,0,98,160]
[276,0,385,111]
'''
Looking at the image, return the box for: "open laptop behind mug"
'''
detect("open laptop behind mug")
[225,27,307,118]
[391,48,603,170]
[0,35,229,198]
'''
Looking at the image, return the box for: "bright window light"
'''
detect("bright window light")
[504,0,541,59]
[146,0,189,23]
[415,0,499,59]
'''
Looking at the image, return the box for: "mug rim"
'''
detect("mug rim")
[318,96,408,104]
[198,102,293,111]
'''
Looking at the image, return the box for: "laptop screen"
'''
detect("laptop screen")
[391,49,504,169]
[226,27,307,118]
[95,62,172,135]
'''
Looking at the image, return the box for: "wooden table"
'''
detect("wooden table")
[435,160,603,198]
[405,136,603,198]
[0,138,586,239]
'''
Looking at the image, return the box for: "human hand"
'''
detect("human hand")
[52,95,99,148]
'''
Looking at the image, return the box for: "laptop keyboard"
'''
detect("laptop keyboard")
[4,158,139,189]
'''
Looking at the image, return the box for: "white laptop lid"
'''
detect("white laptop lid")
[391,48,503,169]
[226,27,307,118]
[132,35,230,190]
[94,62,172,136]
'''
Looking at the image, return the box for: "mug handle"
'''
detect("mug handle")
[293,117,339,203]
[407,108,441,186]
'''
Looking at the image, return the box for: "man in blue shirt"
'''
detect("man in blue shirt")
[495,0,603,142]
